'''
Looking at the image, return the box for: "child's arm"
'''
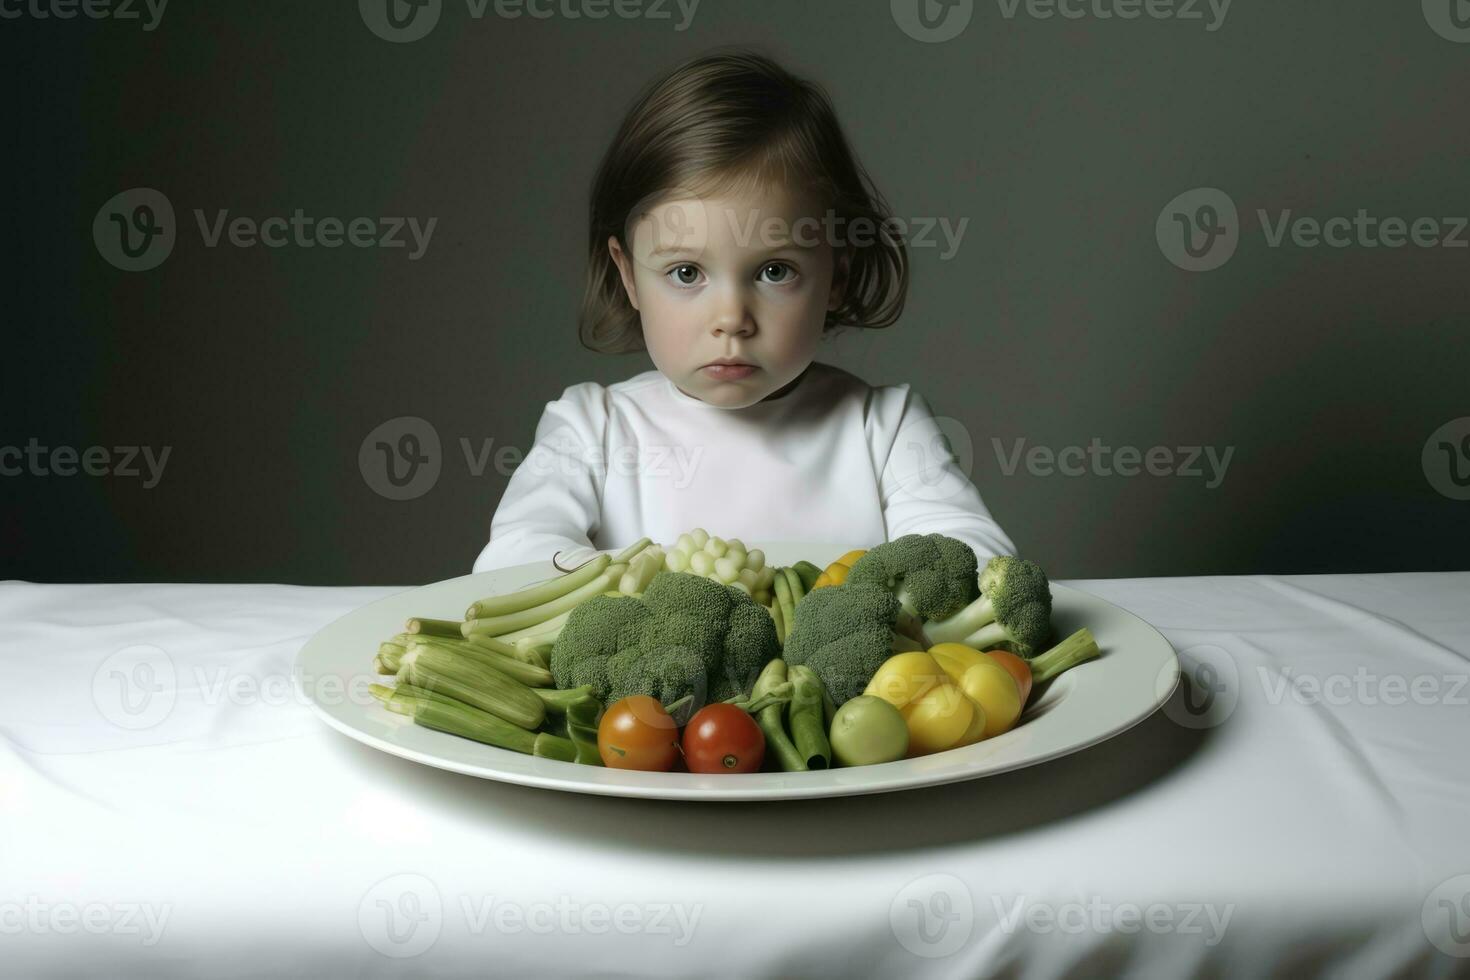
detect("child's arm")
[875,386,1018,562]
[471,385,608,573]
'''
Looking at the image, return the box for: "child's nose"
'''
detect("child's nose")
[710,295,755,337]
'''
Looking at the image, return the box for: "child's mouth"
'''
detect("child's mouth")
[702,364,757,381]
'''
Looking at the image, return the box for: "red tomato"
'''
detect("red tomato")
[599,695,680,771]
[681,704,765,774]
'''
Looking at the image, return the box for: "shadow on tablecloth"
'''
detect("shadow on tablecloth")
[325,676,1217,858]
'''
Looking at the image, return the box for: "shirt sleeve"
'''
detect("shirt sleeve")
[871,384,1017,563]
[471,383,609,573]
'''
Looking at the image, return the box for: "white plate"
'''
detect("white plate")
[296,542,1178,801]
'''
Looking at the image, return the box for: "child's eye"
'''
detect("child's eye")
[667,264,702,287]
[759,262,798,285]
[665,262,799,289]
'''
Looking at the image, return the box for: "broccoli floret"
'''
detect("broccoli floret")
[845,533,980,622]
[782,581,926,706]
[606,644,707,705]
[923,555,1053,657]
[713,599,781,702]
[550,571,779,707]
[548,594,649,695]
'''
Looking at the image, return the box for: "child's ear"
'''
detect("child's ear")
[608,235,640,311]
[827,248,851,311]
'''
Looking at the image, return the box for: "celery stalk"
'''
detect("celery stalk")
[465,554,611,620]
[465,633,545,666]
[488,607,573,644]
[462,564,626,637]
[378,641,406,674]
[371,682,578,760]
[405,617,463,638]
[398,646,545,729]
[611,538,653,563]
[405,635,554,688]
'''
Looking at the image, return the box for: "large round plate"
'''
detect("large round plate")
[296,543,1178,801]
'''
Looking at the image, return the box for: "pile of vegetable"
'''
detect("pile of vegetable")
[366,531,1103,772]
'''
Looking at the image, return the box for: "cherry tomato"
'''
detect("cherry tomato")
[983,649,1033,705]
[681,703,765,774]
[598,695,680,771]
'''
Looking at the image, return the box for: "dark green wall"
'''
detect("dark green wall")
[3,0,1467,583]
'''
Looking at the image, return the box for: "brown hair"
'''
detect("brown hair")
[579,48,910,355]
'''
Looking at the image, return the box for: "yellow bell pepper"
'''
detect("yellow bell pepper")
[863,650,987,757]
[928,644,1023,739]
[812,549,867,590]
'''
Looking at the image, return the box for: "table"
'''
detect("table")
[3,572,1468,978]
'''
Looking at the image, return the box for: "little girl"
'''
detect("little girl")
[473,50,1015,572]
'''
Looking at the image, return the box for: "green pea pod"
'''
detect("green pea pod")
[752,659,806,772]
[786,665,831,770]
[773,570,797,643]
[782,566,805,605]
[791,561,823,593]
[564,696,604,766]
[531,733,579,762]
[820,679,837,729]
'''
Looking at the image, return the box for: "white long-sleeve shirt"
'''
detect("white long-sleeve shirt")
[472,361,1016,572]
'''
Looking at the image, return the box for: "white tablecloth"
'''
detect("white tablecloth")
[2,572,1468,978]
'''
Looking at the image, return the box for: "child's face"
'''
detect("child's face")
[608,184,847,409]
